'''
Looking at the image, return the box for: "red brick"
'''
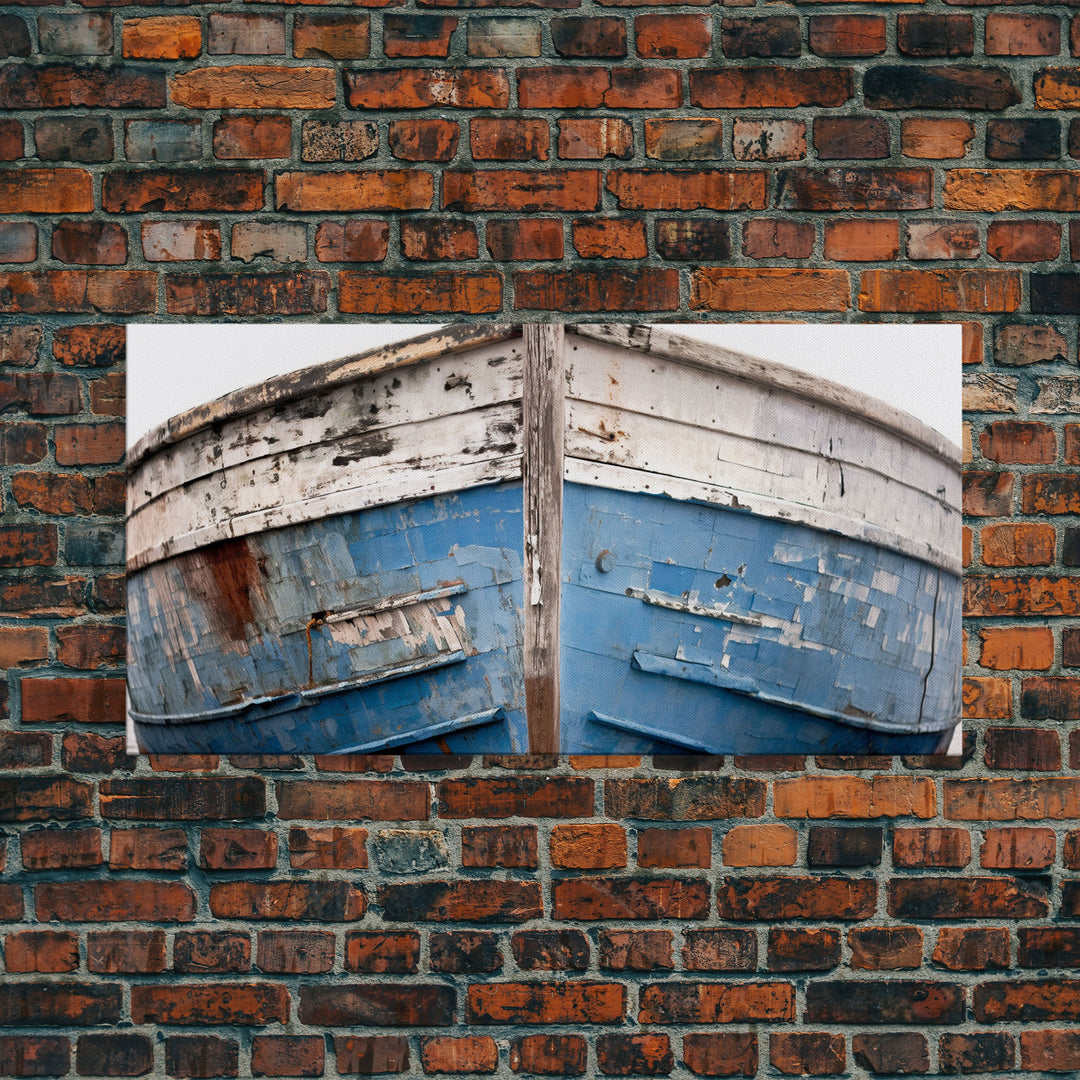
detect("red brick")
[553,878,707,920]
[848,927,923,970]
[0,271,155,315]
[742,220,813,260]
[1020,1030,1080,1072]
[346,68,508,109]
[823,219,898,261]
[110,827,187,871]
[170,64,332,108]
[333,1036,409,1076]
[988,221,1061,263]
[945,169,1080,212]
[104,169,263,213]
[980,827,1055,869]
[608,170,763,211]
[0,324,43,366]
[774,776,934,819]
[860,268,1020,312]
[314,220,388,263]
[518,67,679,110]
[978,627,1055,671]
[54,422,124,466]
[644,119,724,161]
[339,271,501,314]
[980,419,1057,462]
[0,1036,70,1077]
[807,981,963,1025]
[692,268,849,312]
[468,982,625,1025]
[210,881,366,921]
[470,117,548,161]
[401,219,478,260]
[682,1034,757,1078]
[683,929,756,972]
[256,931,334,975]
[550,823,626,868]
[572,218,646,259]
[513,267,672,310]
[276,170,431,212]
[596,1035,672,1077]
[430,931,502,974]
[345,932,419,974]
[1024,474,1080,514]
[173,931,251,974]
[299,984,453,1028]
[0,626,46,668]
[165,1036,239,1079]
[975,980,1080,1023]
[809,15,885,57]
[769,1033,845,1077]
[4,930,78,973]
[986,14,1060,56]
[767,929,841,973]
[636,827,711,869]
[384,15,455,58]
[55,624,124,668]
[509,1035,586,1076]
[133,984,288,1026]
[938,1033,1014,1073]
[37,880,195,923]
[639,983,794,1025]
[0,525,56,568]
[21,677,124,724]
[815,116,889,160]
[485,220,563,262]
[445,169,599,212]
[722,823,797,866]
[512,930,589,972]
[965,574,1080,618]
[906,219,979,260]
[379,880,539,923]
[557,118,632,160]
[294,13,369,58]
[123,16,201,59]
[605,777,765,820]
[732,119,806,162]
[0,222,36,262]
[250,1037,322,1079]
[980,523,1056,567]
[420,1037,497,1075]
[933,927,1009,972]
[717,877,876,921]
[288,826,368,869]
[552,17,626,58]
[213,115,291,160]
[598,930,673,972]
[890,876,1049,919]
[200,828,278,870]
[636,14,710,58]
[898,14,974,57]
[388,119,459,162]
[691,68,851,109]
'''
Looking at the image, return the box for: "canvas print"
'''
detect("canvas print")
[126,323,962,757]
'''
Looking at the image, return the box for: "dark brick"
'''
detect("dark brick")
[512,930,589,971]
[939,1033,1013,1073]
[430,931,503,974]
[768,929,841,972]
[655,219,730,261]
[806,982,964,1025]
[807,826,882,867]
[333,1036,409,1076]
[0,1036,69,1077]
[864,67,1020,111]
[300,985,455,1027]
[851,1033,928,1076]
[164,1036,238,1079]
[898,15,974,57]
[683,929,756,972]
[987,119,1060,161]
[0,985,121,1026]
[1032,273,1080,314]
[75,1035,153,1077]
[721,17,800,58]
[551,17,626,58]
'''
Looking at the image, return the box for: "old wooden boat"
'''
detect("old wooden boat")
[127,324,962,756]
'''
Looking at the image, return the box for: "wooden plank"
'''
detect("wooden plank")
[523,324,564,755]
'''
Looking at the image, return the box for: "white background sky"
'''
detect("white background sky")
[127,322,962,449]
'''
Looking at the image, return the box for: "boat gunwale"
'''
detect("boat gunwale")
[127,322,960,474]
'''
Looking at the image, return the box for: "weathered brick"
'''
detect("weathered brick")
[988,119,1060,161]
[339,271,501,314]
[4,930,78,974]
[511,930,588,972]
[769,1033,844,1077]
[683,929,756,972]
[383,15,453,58]
[815,116,889,159]
[550,823,626,868]
[691,68,850,109]
[807,826,882,867]
[888,876,1049,919]
[519,67,678,110]
[0,16,31,58]
[172,65,334,109]
[732,119,806,163]
[0,65,164,110]
[898,14,973,57]
[742,220,813,260]
[165,1036,238,1079]
[721,823,797,866]
[111,827,187,871]
[865,66,1019,110]
[210,880,365,921]
[645,119,723,162]
[595,1035,672,1077]
[824,219,899,262]
[420,1037,497,1076]
[509,1035,586,1076]
[470,117,548,162]
[717,877,876,921]
[946,777,1080,819]
[429,932,502,974]
[387,119,458,162]
[1020,1030,1080,1073]
[938,1032,1014,1074]
[637,14,710,58]
[636,827,711,869]
[974,980,1080,1022]
[174,931,251,975]
[300,984,455,1027]
[979,628,1055,671]
[379,880,540,923]
[313,220,387,263]
[515,268,677,312]
[132,984,288,1026]
[860,269,1020,313]
[346,68,508,109]
[768,929,840,973]
[809,15,885,57]
[901,118,974,160]
[301,120,378,163]
[807,982,963,1025]
[988,221,1061,263]
[251,1037,322,1079]
[851,1033,928,1076]
[693,268,849,312]
[123,16,201,59]
[333,1036,408,1076]
[125,119,201,163]
[639,983,793,1025]
[980,523,1056,567]
[721,17,799,59]
[213,115,290,160]
[774,776,934,819]
[166,271,330,316]
[932,927,1009,972]
[981,827,1055,869]
[598,930,672,972]
[208,13,285,55]
[256,931,334,975]
[37,880,195,922]
[849,927,923,970]
[104,169,263,213]
[551,17,626,57]
[557,117,631,160]
[987,13,1061,55]
[553,878,707,920]
[682,1034,757,1078]
[0,222,35,263]
[906,220,979,260]
[778,168,931,211]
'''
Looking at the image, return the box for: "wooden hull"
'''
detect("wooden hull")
[128,325,961,755]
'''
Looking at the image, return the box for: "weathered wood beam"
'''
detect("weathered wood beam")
[523,323,564,755]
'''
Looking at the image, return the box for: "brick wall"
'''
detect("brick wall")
[2,1,1079,1076]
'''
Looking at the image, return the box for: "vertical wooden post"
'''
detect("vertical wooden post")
[523,323,564,754]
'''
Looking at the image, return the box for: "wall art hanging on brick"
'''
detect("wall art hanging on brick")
[125,322,963,757]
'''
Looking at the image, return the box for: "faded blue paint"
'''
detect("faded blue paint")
[559,483,961,756]
[130,479,960,756]
[129,482,528,754]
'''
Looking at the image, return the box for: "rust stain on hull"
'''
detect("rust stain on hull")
[177,536,267,646]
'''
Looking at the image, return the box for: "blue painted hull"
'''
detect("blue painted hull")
[131,480,959,756]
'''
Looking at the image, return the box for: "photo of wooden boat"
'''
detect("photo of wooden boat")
[126,324,962,756]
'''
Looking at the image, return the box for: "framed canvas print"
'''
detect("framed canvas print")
[126,322,962,758]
